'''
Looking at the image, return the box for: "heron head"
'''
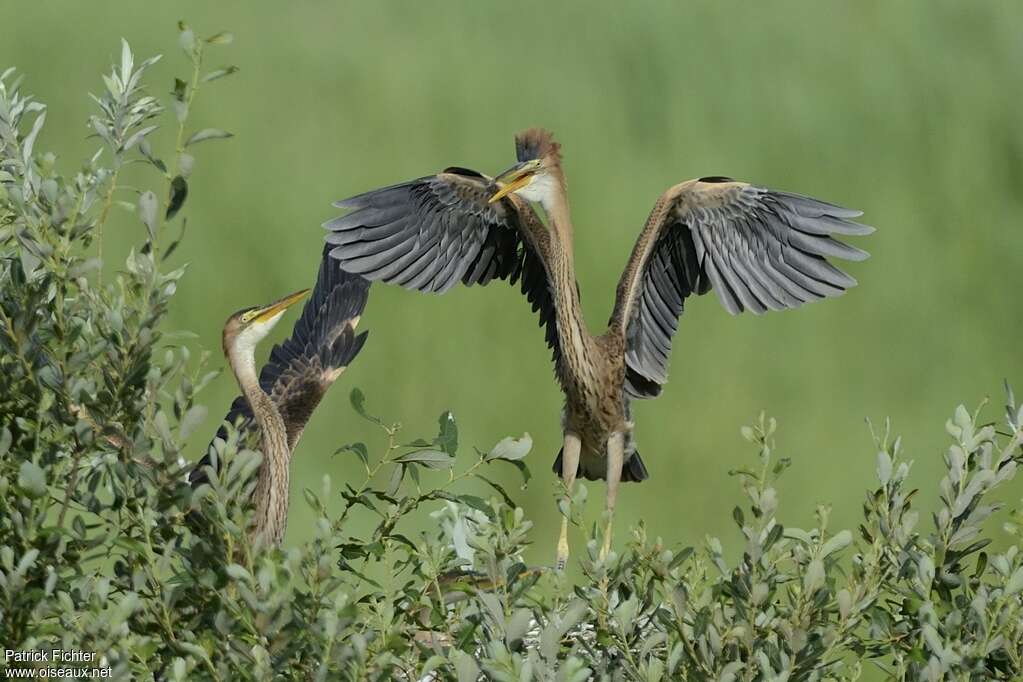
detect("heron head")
[223,288,309,355]
[489,128,562,206]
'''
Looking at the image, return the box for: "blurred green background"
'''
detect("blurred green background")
[5,3,1021,569]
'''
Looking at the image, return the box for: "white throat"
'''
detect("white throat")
[515,173,560,214]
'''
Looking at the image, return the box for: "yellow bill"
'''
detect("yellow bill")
[254,288,310,323]
[488,160,540,203]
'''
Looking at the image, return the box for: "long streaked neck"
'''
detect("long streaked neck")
[540,171,590,350]
[228,342,290,546]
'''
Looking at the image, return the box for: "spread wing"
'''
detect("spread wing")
[611,178,872,399]
[190,247,370,487]
[324,167,563,358]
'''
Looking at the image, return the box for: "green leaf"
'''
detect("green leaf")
[202,66,239,82]
[496,458,531,489]
[393,449,453,469]
[349,388,381,425]
[0,427,11,457]
[18,461,47,498]
[335,442,369,465]
[486,433,532,461]
[434,411,457,455]
[184,128,233,147]
[386,464,405,495]
[165,176,188,220]
[206,31,234,45]
[139,139,167,173]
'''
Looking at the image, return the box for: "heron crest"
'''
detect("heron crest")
[515,127,561,164]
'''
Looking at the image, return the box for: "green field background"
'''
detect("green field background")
[5,1,1022,596]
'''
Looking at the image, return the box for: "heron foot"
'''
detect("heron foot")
[556,517,570,570]
[599,515,614,561]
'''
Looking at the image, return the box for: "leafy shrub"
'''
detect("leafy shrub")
[1,25,1021,681]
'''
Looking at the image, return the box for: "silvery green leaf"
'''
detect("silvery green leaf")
[121,124,157,153]
[179,404,207,440]
[918,555,935,587]
[954,404,972,429]
[185,128,233,147]
[1006,567,1023,596]
[478,591,503,626]
[803,559,825,593]
[178,25,196,54]
[486,433,532,461]
[614,597,638,630]
[225,564,251,582]
[820,530,852,559]
[178,153,194,178]
[153,410,173,444]
[119,39,134,83]
[505,608,533,646]
[138,190,158,242]
[876,450,892,485]
[18,461,47,498]
[453,651,480,682]
[420,656,446,678]
[22,110,46,164]
[15,549,38,576]
[837,589,852,619]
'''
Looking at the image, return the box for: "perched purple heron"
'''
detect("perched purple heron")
[191,251,369,545]
[324,129,871,567]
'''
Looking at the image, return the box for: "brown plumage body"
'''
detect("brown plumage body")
[538,205,631,482]
[325,128,871,566]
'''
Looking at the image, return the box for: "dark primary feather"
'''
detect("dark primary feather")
[612,180,872,398]
[190,247,369,487]
[324,168,564,361]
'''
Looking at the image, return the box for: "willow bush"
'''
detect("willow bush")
[1,26,1021,681]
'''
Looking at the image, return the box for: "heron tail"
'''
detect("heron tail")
[551,448,649,482]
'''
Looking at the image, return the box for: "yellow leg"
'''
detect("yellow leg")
[556,432,581,571]
[601,432,625,561]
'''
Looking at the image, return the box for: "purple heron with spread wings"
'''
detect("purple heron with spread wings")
[324,129,871,567]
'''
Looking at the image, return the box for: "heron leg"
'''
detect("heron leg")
[556,431,582,571]
[601,431,625,561]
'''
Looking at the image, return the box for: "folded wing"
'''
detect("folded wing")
[191,248,370,486]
